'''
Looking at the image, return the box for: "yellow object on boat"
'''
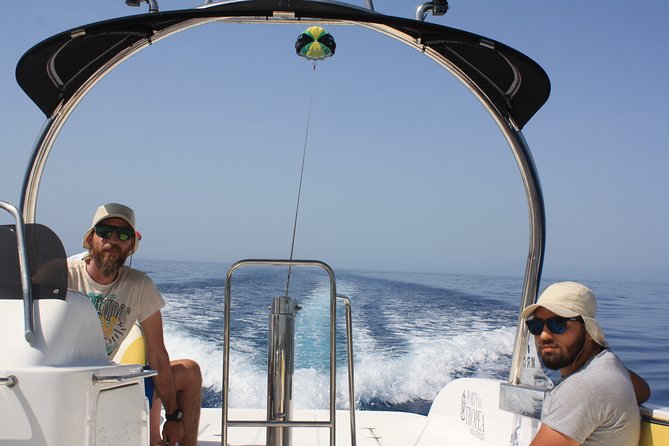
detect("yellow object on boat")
[640,406,669,446]
[112,323,146,365]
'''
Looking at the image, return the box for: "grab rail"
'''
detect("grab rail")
[0,201,35,344]
[337,295,357,446]
[223,259,357,446]
[92,369,158,384]
[0,375,18,387]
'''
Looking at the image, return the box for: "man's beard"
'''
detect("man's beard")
[539,328,586,370]
[91,243,129,278]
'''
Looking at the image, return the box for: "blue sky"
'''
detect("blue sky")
[1,1,667,283]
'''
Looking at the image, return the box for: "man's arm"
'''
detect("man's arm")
[530,425,580,446]
[142,311,184,444]
[629,369,651,405]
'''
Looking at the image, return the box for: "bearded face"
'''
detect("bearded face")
[90,239,131,277]
[531,306,590,373]
[86,218,135,278]
[538,326,586,370]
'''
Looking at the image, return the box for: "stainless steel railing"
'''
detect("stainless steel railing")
[222,259,357,446]
[0,201,35,344]
[0,376,18,387]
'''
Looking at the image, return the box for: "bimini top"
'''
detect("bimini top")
[15,0,550,129]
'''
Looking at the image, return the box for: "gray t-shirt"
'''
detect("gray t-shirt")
[541,349,640,445]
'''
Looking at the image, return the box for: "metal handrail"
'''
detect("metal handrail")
[223,259,340,446]
[0,376,18,387]
[92,369,158,384]
[337,295,357,446]
[0,201,36,344]
[228,420,332,428]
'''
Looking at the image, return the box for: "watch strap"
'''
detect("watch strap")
[165,408,183,422]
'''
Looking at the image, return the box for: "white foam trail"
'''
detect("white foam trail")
[160,276,516,410]
[163,322,514,410]
[354,327,515,404]
[164,324,271,408]
[162,325,222,392]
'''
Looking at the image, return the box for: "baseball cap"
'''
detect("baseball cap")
[82,203,140,254]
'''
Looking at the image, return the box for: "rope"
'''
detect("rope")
[285,64,317,296]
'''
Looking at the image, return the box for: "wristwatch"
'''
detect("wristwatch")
[165,408,183,422]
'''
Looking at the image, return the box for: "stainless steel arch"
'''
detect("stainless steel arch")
[18,11,544,385]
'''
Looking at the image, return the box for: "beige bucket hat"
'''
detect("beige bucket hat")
[82,203,140,254]
[521,281,607,346]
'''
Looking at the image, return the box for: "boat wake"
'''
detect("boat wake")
[159,271,516,414]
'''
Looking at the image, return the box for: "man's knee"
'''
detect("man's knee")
[171,359,202,388]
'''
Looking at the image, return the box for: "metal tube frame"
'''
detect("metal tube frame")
[0,201,36,344]
[224,259,338,446]
[92,369,158,383]
[0,375,18,387]
[337,295,357,446]
[17,5,544,389]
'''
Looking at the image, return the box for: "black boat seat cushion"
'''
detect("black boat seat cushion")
[0,224,67,300]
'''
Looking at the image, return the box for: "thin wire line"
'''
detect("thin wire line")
[285,64,317,296]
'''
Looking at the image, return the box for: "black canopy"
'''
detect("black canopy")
[16,0,550,128]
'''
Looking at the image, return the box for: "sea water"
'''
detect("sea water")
[137,259,668,414]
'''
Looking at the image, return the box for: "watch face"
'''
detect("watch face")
[167,409,183,421]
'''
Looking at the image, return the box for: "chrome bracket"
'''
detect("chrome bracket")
[416,1,449,21]
[125,0,159,13]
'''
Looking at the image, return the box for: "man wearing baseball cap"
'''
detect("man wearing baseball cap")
[68,203,201,446]
[523,281,649,445]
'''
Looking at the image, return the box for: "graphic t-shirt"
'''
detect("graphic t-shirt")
[68,258,164,357]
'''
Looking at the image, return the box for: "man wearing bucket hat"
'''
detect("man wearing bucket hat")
[68,203,202,446]
[523,281,649,446]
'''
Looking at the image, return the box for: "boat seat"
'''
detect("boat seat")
[0,222,108,366]
[0,223,67,300]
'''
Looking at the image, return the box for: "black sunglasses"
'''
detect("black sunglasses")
[525,316,580,335]
[94,224,135,242]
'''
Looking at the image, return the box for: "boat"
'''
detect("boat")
[1,0,667,445]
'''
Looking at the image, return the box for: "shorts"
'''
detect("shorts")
[143,368,155,408]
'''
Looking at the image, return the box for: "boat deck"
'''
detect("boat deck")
[197,408,430,445]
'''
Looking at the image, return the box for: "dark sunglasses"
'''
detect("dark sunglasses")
[94,224,135,241]
[525,316,580,335]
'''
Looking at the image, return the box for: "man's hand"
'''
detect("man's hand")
[162,419,184,445]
